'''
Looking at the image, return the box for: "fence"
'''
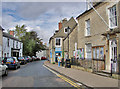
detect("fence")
[71,57,105,72]
[71,58,92,69]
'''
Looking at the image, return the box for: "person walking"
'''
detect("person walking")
[57,54,61,67]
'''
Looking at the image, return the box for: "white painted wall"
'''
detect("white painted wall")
[36,50,47,59]
[3,37,23,57]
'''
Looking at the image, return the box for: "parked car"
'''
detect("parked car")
[24,56,29,62]
[24,56,32,62]
[41,56,47,60]
[0,58,8,76]
[35,56,40,61]
[18,57,27,65]
[2,57,20,69]
[28,56,33,62]
[32,56,37,61]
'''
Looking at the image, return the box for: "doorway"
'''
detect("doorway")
[109,39,117,73]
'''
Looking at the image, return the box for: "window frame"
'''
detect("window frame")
[64,27,69,34]
[55,38,62,47]
[85,19,90,36]
[7,38,10,47]
[85,43,92,60]
[108,4,118,29]
[92,46,105,60]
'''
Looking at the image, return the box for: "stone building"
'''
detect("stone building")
[76,2,120,72]
[49,17,77,63]
[63,24,78,59]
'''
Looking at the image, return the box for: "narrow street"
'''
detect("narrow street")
[2,60,73,88]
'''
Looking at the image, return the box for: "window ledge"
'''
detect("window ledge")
[85,35,91,38]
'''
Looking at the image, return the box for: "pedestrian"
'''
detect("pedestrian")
[64,53,68,68]
[57,54,61,67]
[3,53,7,64]
[76,55,79,65]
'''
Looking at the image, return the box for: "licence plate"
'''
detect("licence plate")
[6,62,11,64]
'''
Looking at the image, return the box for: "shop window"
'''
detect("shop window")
[79,48,84,59]
[85,43,92,59]
[92,46,104,60]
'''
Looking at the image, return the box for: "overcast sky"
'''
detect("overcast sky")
[2,1,86,45]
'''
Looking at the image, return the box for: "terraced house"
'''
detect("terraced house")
[76,1,120,73]
[49,17,77,63]
[3,31,23,58]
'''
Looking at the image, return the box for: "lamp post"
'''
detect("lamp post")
[66,26,70,59]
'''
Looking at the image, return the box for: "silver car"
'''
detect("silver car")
[0,57,8,76]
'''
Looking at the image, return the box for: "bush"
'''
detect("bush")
[52,62,55,64]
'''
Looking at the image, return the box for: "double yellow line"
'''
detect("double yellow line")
[57,74,82,89]
[43,65,83,89]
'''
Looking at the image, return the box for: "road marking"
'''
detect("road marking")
[43,65,82,89]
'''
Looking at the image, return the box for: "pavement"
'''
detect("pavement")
[44,61,119,88]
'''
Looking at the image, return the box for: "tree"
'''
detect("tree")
[21,31,46,56]
[14,25,46,56]
[14,25,27,40]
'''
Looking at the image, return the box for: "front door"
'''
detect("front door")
[109,39,117,73]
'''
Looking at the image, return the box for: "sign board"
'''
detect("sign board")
[55,47,61,51]
[0,45,2,57]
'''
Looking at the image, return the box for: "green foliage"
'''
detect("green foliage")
[14,25,27,40]
[14,25,46,56]
[52,62,55,64]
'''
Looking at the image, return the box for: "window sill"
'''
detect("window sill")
[85,35,91,38]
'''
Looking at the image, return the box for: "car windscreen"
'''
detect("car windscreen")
[7,58,14,62]
[18,57,24,59]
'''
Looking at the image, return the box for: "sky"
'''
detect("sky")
[1,1,87,45]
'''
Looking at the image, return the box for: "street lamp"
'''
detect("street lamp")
[66,26,70,59]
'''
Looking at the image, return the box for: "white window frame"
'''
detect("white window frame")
[85,19,90,36]
[64,27,69,34]
[55,38,62,47]
[108,4,118,29]
[85,43,92,59]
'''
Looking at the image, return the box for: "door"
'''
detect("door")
[109,39,117,73]
[55,52,61,62]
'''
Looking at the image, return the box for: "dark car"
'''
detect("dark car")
[32,56,37,61]
[35,56,40,61]
[3,57,20,69]
[41,56,47,60]
[18,57,27,64]
[24,56,29,62]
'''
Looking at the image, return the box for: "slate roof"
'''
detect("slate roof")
[3,32,22,42]
[76,2,102,19]
[54,17,77,38]
[0,26,4,31]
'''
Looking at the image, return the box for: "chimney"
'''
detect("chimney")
[62,18,67,25]
[58,21,62,30]
[9,31,14,36]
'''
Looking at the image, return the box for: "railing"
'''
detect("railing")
[71,57,106,72]
[71,58,92,69]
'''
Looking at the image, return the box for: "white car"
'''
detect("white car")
[0,57,8,76]
[0,64,8,76]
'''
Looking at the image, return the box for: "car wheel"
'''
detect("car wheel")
[15,66,17,70]
[4,69,8,76]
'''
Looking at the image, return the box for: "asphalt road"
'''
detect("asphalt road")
[2,60,73,88]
